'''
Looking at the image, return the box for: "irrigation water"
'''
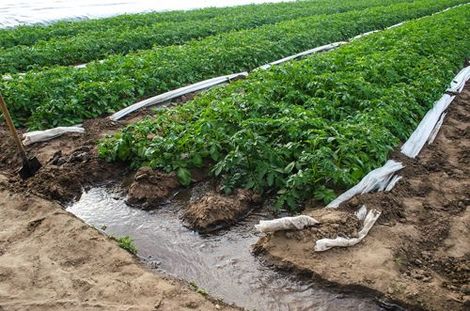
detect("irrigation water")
[67,186,380,310]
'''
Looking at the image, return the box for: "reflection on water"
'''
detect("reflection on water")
[67,187,379,311]
[0,0,295,28]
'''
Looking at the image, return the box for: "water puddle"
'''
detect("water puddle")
[67,186,380,310]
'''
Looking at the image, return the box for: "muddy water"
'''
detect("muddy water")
[67,187,380,311]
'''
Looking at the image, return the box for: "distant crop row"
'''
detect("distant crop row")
[99,6,470,210]
[0,0,415,73]
[1,0,467,129]
[0,0,414,50]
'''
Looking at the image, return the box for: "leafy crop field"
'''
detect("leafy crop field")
[0,0,414,74]
[99,6,470,210]
[1,0,466,129]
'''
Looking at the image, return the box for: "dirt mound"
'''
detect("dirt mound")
[255,86,470,311]
[127,166,180,209]
[183,188,260,233]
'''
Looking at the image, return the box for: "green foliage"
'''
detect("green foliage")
[0,0,414,73]
[115,236,138,254]
[100,6,470,211]
[1,0,467,129]
[189,281,209,296]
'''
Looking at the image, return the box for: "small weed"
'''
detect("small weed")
[114,236,138,254]
[189,281,208,296]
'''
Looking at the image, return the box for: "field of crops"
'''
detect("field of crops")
[0,0,414,73]
[99,6,469,210]
[1,0,467,129]
[1,1,469,309]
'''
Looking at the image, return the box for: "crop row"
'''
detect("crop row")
[1,0,467,129]
[99,6,470,210]
[0,0,414,49]
[0,0,416,74]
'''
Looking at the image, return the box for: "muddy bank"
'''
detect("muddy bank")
[0,178,237,311]
[0,118,127,202]
[255,87,470,311]
[182,184,261,232]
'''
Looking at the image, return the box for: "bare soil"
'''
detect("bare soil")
[254,87,470,310]
[0,177,238,311]
[183,186,261,233]
[0,103,241,310]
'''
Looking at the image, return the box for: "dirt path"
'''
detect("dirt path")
[254,87,470,310]
[0,178,238,311]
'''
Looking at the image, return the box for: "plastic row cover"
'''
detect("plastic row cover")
[402,65,470,155]
[401,94,455,158]
[315,206,381,252]
[326,160,404,208]
[110,72,248,121]
[447,66,470,94]
[22,125,85,146]
[255,215,319,233]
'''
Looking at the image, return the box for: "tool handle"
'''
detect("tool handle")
[0,94,28,161]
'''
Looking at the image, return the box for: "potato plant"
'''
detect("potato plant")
[99,6,470,210]
[1,0,465,129]
[0,0,416,73]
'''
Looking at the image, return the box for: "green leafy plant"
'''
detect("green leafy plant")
[115,236,138,254]
[1,0,467,129]
[189,281,208,296]
[0,0,415,74]
[99,6,470,211]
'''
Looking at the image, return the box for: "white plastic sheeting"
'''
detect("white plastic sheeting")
[22,125,85,146]
[447,66,470,94]
[401,66,469,158]
[427,112,446,145]
[109,72,248,121]
[384,175,402,192]
[314,207,381,252]
[355,205,368,221]
[351,30,380,40]
[326,160,404,209]
[255,215,319,233]
[258,42,346,70]
[401,94,455,158]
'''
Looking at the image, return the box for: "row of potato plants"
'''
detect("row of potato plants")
[0,0,416,74]
[0,1,274,48]
[1,0,466,129]
[99,6,470,210]
[0,0,410,50]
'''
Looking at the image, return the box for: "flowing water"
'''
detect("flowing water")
[67,186,380,311]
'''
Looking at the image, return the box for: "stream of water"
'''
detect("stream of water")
[67,187,380,311]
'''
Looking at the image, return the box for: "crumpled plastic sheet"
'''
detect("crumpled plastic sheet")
[314,206,381,252]
[385,175,402,192]
[355,205,368,221]
[446,66,470,94]
[110,72,248,121]
[257,41,346,70]
[255,215,319,233]
[401,94,455,158]
[326,160,404,209]
[22,125,85,146]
